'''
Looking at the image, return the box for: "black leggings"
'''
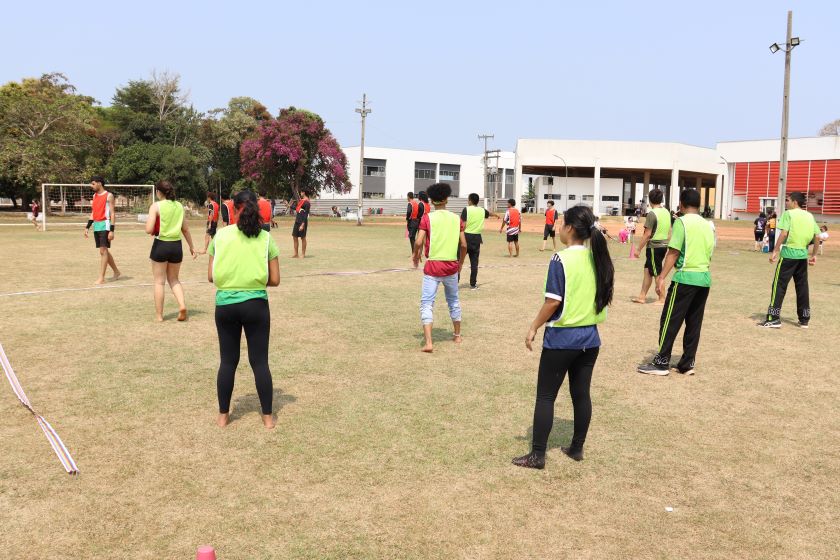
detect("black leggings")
[531,347,600,455]
[215,298,273,415]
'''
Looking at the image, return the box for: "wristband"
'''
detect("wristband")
[86,220,93,229]
[110,225,115,232]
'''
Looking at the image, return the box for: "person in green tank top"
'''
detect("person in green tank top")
[638,189,715,376]
[459,193,500,289]
[513,205,614,469]
[144,181,196,322]
[208,190,280,429]
[759,191,820,329]
[633,188,671,305]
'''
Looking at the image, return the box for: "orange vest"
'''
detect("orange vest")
[545,208,557,225]
[223,200,237,225]
[422,201,430,215]
[258,198,272,222]
[408,199,419,219]
[92,191,109,222]
[508,208,521,229]
[208,201,220,222]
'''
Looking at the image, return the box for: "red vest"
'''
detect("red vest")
[258,198,272,222]
[223,200,237,225]
[508,208,521,229]
[545,208,557,225]
[408,199,419,219]
[422,201,430,215]
[92,191,109,222]
[208,201,220,222]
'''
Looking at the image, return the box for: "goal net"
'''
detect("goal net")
[40,183,154,231]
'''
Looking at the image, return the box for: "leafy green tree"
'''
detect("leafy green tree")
[108,142,207,201]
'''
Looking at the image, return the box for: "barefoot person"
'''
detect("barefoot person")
[513,205,614,469]
[292,190,311,258]
[637,189,715,376]
[208,190,280,429]
[460,193,500,289]
[758,191,820,329]
[202,191,220,253]
[413,182,467,353]
[499,198,521,257]
[406,192,425,256]
[540,200,559,252]
[144,181,196,322]
[83,176,121,285]
[29,199,41,230]
[633,188,671,304]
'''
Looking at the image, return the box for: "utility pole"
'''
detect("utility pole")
[355,94,371,226]
[478,133,494,209]
[771,11,799,213]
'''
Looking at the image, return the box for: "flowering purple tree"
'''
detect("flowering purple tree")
[240,107,350,199]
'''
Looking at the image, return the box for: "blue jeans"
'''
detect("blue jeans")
[420,273,461,325]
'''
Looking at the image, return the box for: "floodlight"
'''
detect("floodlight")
[790,37,800,46]
[769,43,780,53]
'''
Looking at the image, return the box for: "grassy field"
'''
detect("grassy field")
[0,214,837,559]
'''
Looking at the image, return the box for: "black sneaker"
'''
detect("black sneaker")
[758,320,782,328]
[798,322,809,329]
[470,285,479,291]
[673,366,695,376]
[637,363,669,376]
[561,447,584,461]
[511,452,545,470]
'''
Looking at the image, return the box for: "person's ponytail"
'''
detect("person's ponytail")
[234,190,262,237]
[562,205,614,313]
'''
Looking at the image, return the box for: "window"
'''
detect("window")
[364,165,386,177]
[414,169,435,180]
[544,194,561,200]
[567,194,576,201]
[440,169,460,181]
[505,170,514,184]
[581,195,593,201]
[545,177,554,185]
[363,192,384,199]
[601,195,620,202]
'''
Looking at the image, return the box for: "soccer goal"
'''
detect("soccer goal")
[40,183,155,232]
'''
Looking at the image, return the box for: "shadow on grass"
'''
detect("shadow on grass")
[229,387,296,422]
[412,327,457,344]
[514,417,575,451]
[162,308,208,321]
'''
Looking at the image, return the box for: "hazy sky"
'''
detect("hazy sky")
[2,0,837,154]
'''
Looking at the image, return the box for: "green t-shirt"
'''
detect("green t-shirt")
[777,208,819,260]
[208,226,280,306]
[669,213,715,287]
[644,207,671,248]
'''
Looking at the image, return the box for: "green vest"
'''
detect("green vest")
[465,206,485,234]
[672,214,714,287]
[650,207,671,241]
[157,200,184,241]
[545,248,607,328]
[779,208,819,260]
[428,210,460,261]
[211,226,272,291]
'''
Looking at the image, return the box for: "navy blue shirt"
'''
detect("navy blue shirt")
[543,248,602,350]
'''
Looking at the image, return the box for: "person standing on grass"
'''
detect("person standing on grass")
[753,212,767,252]
[202,191,220,254]
[145,181,196,322]
[221,192,237,227]
[540,200,559,252]
[818,225,828,255]
[413,182,467,353]
[208,190,280,429]
[406,192,425,256]
[637,189,715,376]
[766,212,778,252]
[418,191,431,217]
[499,198,521,257]
[270,197,278,229]
[83,175,121,285]
[759,191,820,329]
[292,190,310,258]
[29,199,41,230]
[633,188,671,305]
[460,193,500,289]
[513,205,614,469]
[258,191,273,232]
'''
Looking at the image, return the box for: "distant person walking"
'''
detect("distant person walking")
[258,192,273,232]
[292,190,310,258]
[83,175,121,285]
[405,192,425,256]
[540,200,559,252]
[500,198,521,257]
[633,188,671,305]
[413,182,467,353]
[818,225,828,255]
[29,199,41,230]
[759,192,820,329]
[418,191,431,217]
[221,192,237,227]
[208,190,280,429]
[460,193,500,289]
[753,212,767,251]
[766,212,778,252]
[512,205,614,469]
[202,191,220,254]
[145,181,196,322]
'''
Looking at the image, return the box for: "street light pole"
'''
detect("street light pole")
[355,94,371,226]
[552,154,569,212]
[771,11,799,213]
[478,133,494,209]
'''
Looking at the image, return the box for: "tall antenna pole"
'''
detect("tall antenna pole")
[355,94,371,226]
[478,133,494,209]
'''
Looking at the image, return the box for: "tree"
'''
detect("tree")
[819,119,840,136]
[108,142,207,201]
[240,107,350,199]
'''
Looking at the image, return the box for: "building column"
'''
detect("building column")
[630,176,637,213]
[643,171,651,196]
[715,173,723,219]
[593,159,601,216]
[670,165,680,209]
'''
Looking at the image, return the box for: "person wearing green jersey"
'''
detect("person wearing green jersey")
[513,205,614,469]
[638,189,715,376]
[633,188,671,305]
[144,181,196,322]
[759,191,820,329]
[459,193,500,289]
[208,190,280,429]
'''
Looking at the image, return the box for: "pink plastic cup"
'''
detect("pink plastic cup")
[196,545,217,560]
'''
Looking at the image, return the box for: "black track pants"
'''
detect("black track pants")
[654,282,709,370]
[215,298,273,415]
[766,257,810,324]
[465,233,481,287]
[531,347,600,455]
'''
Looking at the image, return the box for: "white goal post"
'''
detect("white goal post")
[40,183,155,232]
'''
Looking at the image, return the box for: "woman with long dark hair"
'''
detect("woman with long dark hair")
[144,180,196,321]
[207,190,280,429]
[513,205,614,469]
